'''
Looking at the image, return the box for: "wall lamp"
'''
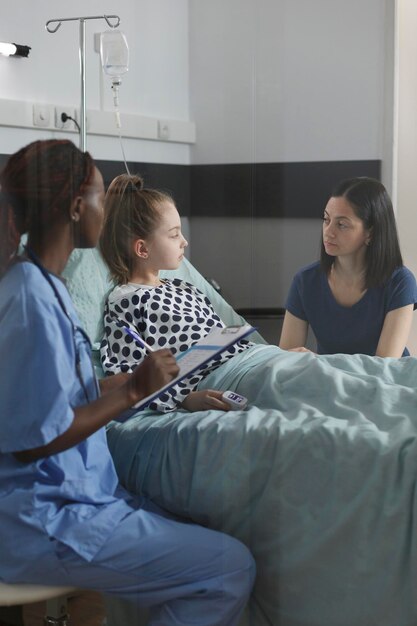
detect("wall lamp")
[0,42,31,57]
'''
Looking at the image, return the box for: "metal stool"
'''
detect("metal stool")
[0,582,76,625]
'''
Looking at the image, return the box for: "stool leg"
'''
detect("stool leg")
[43,595,70,626]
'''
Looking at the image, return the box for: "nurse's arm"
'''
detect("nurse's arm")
[14,349,179,463]
[375,304,414,357]
[98,371,130,394]
[279,310,309,351]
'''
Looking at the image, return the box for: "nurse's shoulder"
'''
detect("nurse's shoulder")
[0,260,66,320]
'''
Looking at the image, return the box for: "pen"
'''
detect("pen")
[122,326,155,353]
[108,311,155,353]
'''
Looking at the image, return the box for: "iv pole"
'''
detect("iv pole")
[45,14,120,152]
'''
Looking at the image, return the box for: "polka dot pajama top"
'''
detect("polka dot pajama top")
[100,278,251,412]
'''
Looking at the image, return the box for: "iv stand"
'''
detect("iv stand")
[45,14,120,152]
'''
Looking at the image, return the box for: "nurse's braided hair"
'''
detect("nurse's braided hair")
[0,139,94,277]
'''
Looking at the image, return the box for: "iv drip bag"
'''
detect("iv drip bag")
[100,30,129,84]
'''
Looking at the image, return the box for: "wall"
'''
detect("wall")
[190,0,386,165]
[393,0,417,354]
[0,0,191,164]
[0,1,400,337]
[188,0,395,311]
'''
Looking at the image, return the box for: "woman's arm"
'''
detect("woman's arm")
[279,311,310,351]
[375,304,414,357]
[14,350,179,462]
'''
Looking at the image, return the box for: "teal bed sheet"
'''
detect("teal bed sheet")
[107,345,417,626]
[64,249,417,625]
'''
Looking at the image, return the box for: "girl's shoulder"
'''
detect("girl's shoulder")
[107,278,200,301]
[169,277,202,293]
[106,278,206,308]
[107,282,140,303]
[166,278,210,306]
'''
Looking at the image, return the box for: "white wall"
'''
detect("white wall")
[188,0,395,311]
[189,0,387,165]
[393,0,417,354]
[0,1,401,328]
[0,0,191,164]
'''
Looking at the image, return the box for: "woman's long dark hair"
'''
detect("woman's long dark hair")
[0,139,94,277]
[320,177,403,288]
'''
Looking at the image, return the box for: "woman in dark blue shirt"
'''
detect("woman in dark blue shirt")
[280,177,417,356]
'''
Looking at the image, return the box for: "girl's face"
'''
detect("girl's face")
[322,196,371,259]
[142,201,188,270]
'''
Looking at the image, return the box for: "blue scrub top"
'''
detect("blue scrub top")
[285,262,417,356]
[0,261,132,578]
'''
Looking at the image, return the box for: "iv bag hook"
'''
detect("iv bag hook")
[45,15,120,34]
[45,14,121,151]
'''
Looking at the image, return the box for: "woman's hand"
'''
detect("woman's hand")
[279,311,309,350]
[182,389,231,412]
[375,304,414,357]
[287,347,313,353]
[126,349,179,406]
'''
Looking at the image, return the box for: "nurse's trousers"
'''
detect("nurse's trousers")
[16,506,256,626]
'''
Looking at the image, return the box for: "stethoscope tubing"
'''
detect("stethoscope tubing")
[22,246,99,403]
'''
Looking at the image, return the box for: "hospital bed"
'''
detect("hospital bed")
[64,248,417,626]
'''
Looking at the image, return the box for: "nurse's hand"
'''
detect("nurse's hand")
[127,349,179,406]
[14,350,179,463]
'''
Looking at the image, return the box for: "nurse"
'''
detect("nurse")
[0,139,255,626]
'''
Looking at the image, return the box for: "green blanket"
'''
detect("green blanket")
[107,345,417,625]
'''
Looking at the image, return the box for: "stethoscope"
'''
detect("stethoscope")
[23,246,99,404]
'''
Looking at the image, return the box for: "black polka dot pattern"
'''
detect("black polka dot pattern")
[101,279,251,412]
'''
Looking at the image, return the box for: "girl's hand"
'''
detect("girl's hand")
[182,389,231,412]
[127,349,179,406]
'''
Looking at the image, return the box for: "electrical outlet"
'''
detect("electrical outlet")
[74,109,89,131]
[55,106,75,130]
[158,120,170,140]
[33,104,52,127]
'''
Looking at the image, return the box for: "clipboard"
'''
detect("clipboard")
[132,324,255,409]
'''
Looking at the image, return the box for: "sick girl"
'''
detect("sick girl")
[99,174,252,412]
